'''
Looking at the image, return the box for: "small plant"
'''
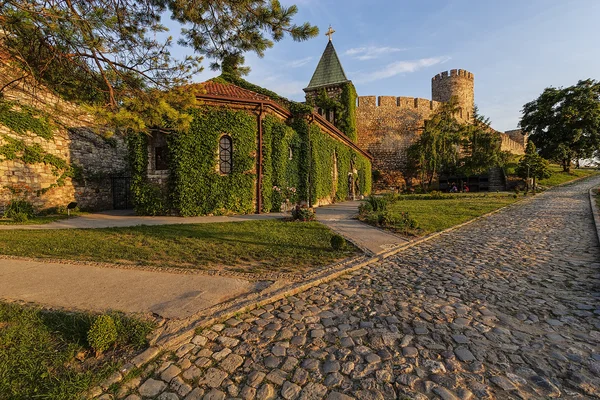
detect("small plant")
[330,234,347,250]
[291,205,315,222]
[358,201,373,215]
[11,212,29,223]
[429,190,444,199]
[364,195,388,212]
[87,314,118,356]
[4,198,35,220]
[382,211,418,230]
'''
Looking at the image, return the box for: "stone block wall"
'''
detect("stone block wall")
[431,69,474,123]
[0,58,128,212]
[504,129,528,149]
[499,132,525,155]
[356,96,441,178]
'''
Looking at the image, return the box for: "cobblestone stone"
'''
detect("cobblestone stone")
[114,178,600,399]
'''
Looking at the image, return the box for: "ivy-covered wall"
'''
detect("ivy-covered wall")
[308,123,371,206]
[307,82,358,142]
[129,100,371,216]
[0,99,128,212]
[169,107,257,216]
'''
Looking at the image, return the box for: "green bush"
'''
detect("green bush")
[358,201,373,215]
[108,312,154,349]
[364,195,388,212]
[429,190,444,199]
[11,212,29,223]
[330,234,347,250]
[291,206,315,222]
[87,315,117,355]
[363,211,384,225]
[4,199,35,219]
[381,211,418,231]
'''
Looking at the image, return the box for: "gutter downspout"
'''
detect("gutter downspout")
[256,103,264,214]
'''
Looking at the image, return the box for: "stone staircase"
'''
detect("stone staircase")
[488,167,506,191]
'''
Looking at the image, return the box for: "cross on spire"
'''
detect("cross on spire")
[325,25,335,42]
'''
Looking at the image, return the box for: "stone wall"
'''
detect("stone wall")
[0,57,128,212]
[355,69,526,187]
[499,132,525,155]
[504,129,528,149]
[431,69,474,123]
[356,96,441,179]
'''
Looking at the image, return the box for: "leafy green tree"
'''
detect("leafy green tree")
[520,79,600,172]
[459,106,509,176]
[516,141,552,191]
[407,98,463,189]
[0,0,318,131]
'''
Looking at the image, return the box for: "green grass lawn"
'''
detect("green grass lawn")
[537,165,598,187]
[361,193,520,236]
[391,194,519,235]
[0,302,154,400]
[0,220,357,274]
[0,215,67,225]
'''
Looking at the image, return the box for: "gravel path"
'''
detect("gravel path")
[105,176,600,400]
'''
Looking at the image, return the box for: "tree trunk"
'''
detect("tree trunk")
[563,158,570,173]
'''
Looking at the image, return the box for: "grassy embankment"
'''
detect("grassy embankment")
[538,165,598,187]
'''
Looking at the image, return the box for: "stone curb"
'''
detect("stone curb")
[589,187,600,245]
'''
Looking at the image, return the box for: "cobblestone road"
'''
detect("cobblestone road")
[114,177,600,400]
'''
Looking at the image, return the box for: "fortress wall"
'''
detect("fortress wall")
[356,96,441,177]
[500,132,525,155]
[504,129,527,148]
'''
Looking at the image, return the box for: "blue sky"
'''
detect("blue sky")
[168,0,600,132]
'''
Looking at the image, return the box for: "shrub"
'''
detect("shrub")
[363,211,384,225]
[4,199,35,219]
[11,212,29,223]
[429,190,444,199]
[109,312,155,349]
[291,206,315,222]
[87,315,117,356]
[382,211,418,230]
[364,195,388,212]
[358,201,373,216]
[330,234,347,250]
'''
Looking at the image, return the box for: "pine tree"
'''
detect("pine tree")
[0,0,318,132]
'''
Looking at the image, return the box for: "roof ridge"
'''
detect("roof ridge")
[201,80,271,101]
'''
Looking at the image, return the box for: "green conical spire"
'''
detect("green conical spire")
[304,41,350,91]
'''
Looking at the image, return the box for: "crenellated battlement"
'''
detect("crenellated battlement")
[357,95,442,112]
[432,69,474,81]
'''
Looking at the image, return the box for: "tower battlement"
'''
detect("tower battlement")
[431,68,475,122]
[432,69,474,81]
[357,96,442,114]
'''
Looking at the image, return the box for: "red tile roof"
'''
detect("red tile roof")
[201,81,271,102]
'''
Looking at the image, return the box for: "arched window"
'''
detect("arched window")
[219,135,233,174]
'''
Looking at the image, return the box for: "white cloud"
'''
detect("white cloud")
[286,57,313,68]
[345,46,407,61]
[355,56,451,83]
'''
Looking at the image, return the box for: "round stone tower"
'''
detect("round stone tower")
[431,69,474,122]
